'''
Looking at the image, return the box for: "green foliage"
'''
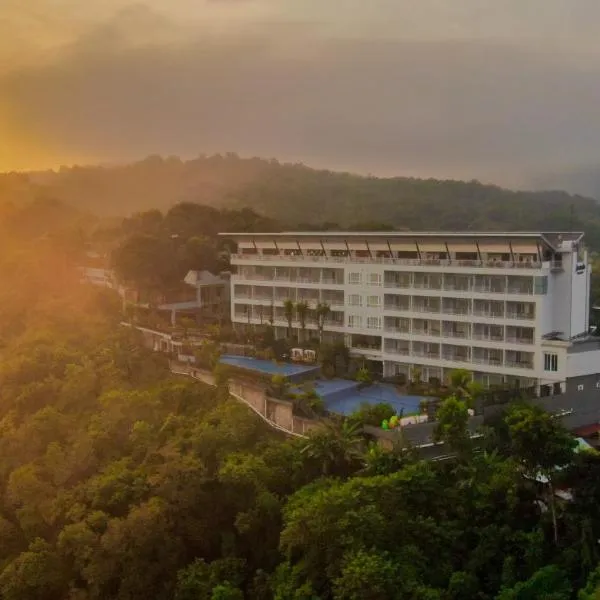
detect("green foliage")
[433,395,471,456]
[495,565,572,600]
[349,402,395,427]
[4,216,600,600]
[355,367,372,385]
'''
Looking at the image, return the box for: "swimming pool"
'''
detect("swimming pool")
[219,355,320,379]
[314,380,427,416]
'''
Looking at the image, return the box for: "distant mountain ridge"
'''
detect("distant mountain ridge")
[2,154,600,248]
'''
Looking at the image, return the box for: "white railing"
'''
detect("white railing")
[384,347,410,356]
[506,312,535,320]
[384,304,410,312]
[413,305,441,314]
[442,331,469,339]
[231,254,546,269]
[506,360,534,370]
[506,336,535,345]
[384,326,411,334]
[472,357,503,366]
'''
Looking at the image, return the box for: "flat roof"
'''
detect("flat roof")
[220,231,584,251]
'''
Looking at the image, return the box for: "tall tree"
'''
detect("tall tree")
[283,299,295,340]
[315,303,331,344]
[295,301,309,344]
[505,403,577,545]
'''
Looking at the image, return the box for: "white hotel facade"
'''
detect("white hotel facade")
[223,231,598,393]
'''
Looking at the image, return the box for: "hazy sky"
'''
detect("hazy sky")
[2,0,600,184]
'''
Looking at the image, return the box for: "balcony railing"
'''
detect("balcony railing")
[472,310,505,319]
[472,333,504,342]
[231,254,546,269]
[506,360,534,369]
[472,356,503,366]
[442,307,470,316]
[384,303,410,312]
[384,347,410,356]
[506,312,535,320]
[385,326,411,334]
[413,329,441,337]
[444,284,470,292]
[443,354,470,363]
[413,282,442,290]
[413,305,441,314]
[506,336,535,345]
[507,287,534,295]
[443,330,469,339]
[413,350,441,359]
[384,281,411,288]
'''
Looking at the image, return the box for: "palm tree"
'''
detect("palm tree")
[315,302,331,343]
[447,368,483,408]
[295,301,309,343]
[283,299,295,339]
[301,419,364,476]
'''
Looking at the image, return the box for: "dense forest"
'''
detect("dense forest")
[3,154,600,248]
[4,195,600,598]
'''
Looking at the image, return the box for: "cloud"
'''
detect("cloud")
[3,2,600,182]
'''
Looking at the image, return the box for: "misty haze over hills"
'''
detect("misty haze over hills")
[2,155,600,250]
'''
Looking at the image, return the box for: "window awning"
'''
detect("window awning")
[254,240,277,249]
[276,241,301,250]
[389,242,418,251]
[417,242,447,252]
[448,241,478,252]
[237,241,255,250]
[298,241,324,250]
[510,242,540,253]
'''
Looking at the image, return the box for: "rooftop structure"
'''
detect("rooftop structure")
[223,230,597,392]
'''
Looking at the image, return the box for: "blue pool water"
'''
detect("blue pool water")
[219,355,427,416]
[219,355,319,378]
[316,380,426,416]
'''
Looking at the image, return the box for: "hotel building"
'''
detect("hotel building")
[223,231,598,393]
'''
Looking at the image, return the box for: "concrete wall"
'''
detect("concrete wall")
[567,349,600,379]
[171,362,314,437]
[571,249,590,337]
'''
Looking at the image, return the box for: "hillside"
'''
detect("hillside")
[3,154,600,247]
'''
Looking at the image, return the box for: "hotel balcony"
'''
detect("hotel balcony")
[441,299,471,316]
[384,316,411,334]
[472,323,504,342]
[412,342,441,359]
[472,347,503,367]
[442,321,470,339]
[505,350,535,369]
[506,326,535,345]
[442,344,471,363]
[413,319,441,337]
[384,340,410,356]
[231,253,548,270]
[412,297,441,314]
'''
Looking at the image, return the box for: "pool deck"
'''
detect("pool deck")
[219,355,320,379]
[219,356,428,416]
[316,380,427,416]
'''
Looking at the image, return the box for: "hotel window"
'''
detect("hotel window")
[368,272,382,286]
[534,276,548,295]
[348,294,362,306]
[367,295,381,307]
[544,352,558,372]
[348,272,362,285]
[348,315,362,328]
[367,317,381,330]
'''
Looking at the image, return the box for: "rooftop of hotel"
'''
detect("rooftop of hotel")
[221,231,585,253]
